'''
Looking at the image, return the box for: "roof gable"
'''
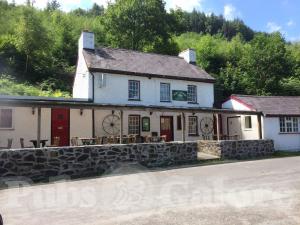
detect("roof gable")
[230,95,300,116]
[82,47,215,83]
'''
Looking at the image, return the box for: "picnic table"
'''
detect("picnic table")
[30,139,48,148]
[79,138,97,145]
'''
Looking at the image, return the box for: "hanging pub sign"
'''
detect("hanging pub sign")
[172,90,187,101]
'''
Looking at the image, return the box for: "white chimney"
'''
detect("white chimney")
[179,49,196,64]
[79,30,95,50]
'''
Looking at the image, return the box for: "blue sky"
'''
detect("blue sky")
[10,0,300,41]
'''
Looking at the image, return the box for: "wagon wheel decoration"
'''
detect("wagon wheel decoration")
[200,117,214,135]
[102,114,120,135]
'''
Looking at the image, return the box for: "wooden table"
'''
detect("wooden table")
[30,139,48,148]
[79,138,97,145]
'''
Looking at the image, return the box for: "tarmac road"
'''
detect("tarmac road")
[0,157,300,225]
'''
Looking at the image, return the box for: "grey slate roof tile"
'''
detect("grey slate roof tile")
[82,47,215,82]
[232,95,300,116]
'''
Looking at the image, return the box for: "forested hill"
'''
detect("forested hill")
[0,0,300,99]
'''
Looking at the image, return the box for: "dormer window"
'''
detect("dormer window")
[128,80,140,101]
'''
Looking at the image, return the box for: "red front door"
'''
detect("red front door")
[160,116,174,142]
[51,108,70,146]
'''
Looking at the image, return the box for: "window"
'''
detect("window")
[177,115,182,130]
[0,109,13,129]
[128,115,140,135]
[160,83,171,102]
[187,85,197,103]
[188,116,198,136]
[142,117,150,132]
[128,80,140,100]
[245,116,252,129]
[280,117,299,133]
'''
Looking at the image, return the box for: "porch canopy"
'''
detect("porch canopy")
[0,95,263,147]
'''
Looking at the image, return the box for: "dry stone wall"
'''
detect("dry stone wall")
[198,140,274,160]
[0,142,197,181]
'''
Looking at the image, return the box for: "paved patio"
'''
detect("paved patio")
[0,157,300,225]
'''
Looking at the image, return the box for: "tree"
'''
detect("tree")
[14,7,50,76]
[103,0,177,53]
[240,33,291,95]
[89,3,104,16]
[46,0,60,11]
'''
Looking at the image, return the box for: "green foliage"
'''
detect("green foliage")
[176,32,300,102]
[102,0,176,54]
[0,75,70,97]
[0,0,299,100]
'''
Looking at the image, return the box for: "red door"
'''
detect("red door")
[160,116,174,142]
[51,108,70,146]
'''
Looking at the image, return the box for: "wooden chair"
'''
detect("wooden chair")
[95,137,102,145]
[128,135,137,144]
[0,139,13,149]
[160,135,167,142]
[20,138,33,148]
[48,136,60,147]
[71,137,79,146]
[102,136,108,144]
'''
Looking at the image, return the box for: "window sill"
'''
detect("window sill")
[0,128,14,131]
[188,102,199,105]
[128,99,141,101]
[244,128,253,131]
[279,132,300,135]
[188,134,199,137]
[160,101,171,103]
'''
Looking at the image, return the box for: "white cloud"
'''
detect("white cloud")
[267,22,282,32]
[165,0,204,12]
[224,4,240,21]
[287,35,300,42]
[287,19,295,27]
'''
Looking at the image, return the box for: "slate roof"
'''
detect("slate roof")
[231,95,300,116]
[82,47,215,83]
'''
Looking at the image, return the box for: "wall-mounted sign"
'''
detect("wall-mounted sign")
[142,117,150,132]
[172,90,187,101]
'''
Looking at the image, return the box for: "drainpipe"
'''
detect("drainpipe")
[91,71,95,138]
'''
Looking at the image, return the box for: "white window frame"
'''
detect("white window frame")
[0,108,14,130]
[187,85,197,103]
[188,116,198,136]
[128,115,140,135]
[128,80,140,101]
[244,116,252,130]
[160,83,171,102]
[280,117,299,133]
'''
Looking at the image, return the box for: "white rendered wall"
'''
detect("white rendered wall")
[222,99,259,140]
[222,99,251,111]
[72,48,93,100]
[0,107,51,149]
[93,73,214,108]
[70,109,93,141]
[221,114,260,140]
[263,117,300,151]
[94,110,213,141]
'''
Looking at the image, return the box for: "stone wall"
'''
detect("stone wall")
[198,140,274,160]
[0,142,197,181]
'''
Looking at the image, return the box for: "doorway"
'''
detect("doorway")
[51,108,70,146]
[160,116,174,142]
[227,116,242,139]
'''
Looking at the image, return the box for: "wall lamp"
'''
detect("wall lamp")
[80,109,84,116]
[32,107,35,115]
